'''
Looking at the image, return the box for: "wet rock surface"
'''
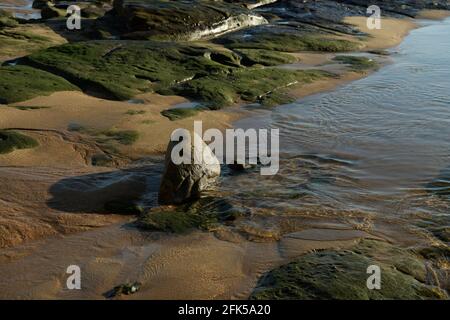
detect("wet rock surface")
[251,239,448,300]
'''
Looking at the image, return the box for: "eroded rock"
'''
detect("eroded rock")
[158,132,220,204]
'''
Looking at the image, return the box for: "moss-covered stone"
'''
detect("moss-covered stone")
[138,197,244,233]
[20,41,329,107]
[235,49,297,66]
[8,105,50,111]
[161,107,200,121]
[0,10,18,28]
[250,240,447,300]
[0,25,66,63]
[0,65,78,104]
[0,130,39,154]
[23,41,234,101]
[166,68,331,109]
[215,25,360,53]
[333,55,378,72]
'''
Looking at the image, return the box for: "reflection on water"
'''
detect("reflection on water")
[224,18,450,232]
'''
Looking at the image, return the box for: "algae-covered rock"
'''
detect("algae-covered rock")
[167,67,330,109]
[215,24,360,52]
[161,107,201,121]
[0,65,78,104]
[0,130,39,154]
[138,196,244,233]
[0,10,18,28]
[333,55,378,72]
[21,41,324,107]
[22,41,234,101]
[251,240,447,300]
[235,49,297,66]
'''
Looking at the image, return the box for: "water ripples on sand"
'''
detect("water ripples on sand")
[224,18,450,230]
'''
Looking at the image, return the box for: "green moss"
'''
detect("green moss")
[0,29,50,42]
[218,32,359,53]
[168,68,331,109]
[251,240,447,300]
[416,245,450,261]
[0,65,79,104]
[138,197,243,234]
[138,210,207,233]
[20,41,331,107]
[333,55,378,72]
[0,130,38,154]
[100,130,139,145]
[235,49,296,66]
[0,10,18,28]
[0,26,64,63]
[8,105,50,111]
[23,41,235,101]
[161,107,200,121]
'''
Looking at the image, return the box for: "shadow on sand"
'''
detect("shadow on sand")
[46,164,163,214]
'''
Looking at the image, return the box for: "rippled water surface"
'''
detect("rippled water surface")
[225,18,450,226]
[0,0,41,19]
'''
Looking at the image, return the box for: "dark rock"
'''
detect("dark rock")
[251,240,448,300]
[99,0,268,40]
[40,5,64,19]
[104,282,141,298]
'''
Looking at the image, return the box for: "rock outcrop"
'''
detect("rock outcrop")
[159,132,221,205]
[251,239,448,300]
[105,0,268,40]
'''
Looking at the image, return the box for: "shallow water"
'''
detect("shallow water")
[225,18,450,228]
[0,0,41,20]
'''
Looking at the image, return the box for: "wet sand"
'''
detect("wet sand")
[0,13,441,299]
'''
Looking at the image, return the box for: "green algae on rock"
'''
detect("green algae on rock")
[235,49,297,66]
[161,107,201,121]
[23,41,235,101]
[0,130,39,154]
[0,65,78,104]
[165,68,331,109]
[138,197,244,234]
[20,41,330,107]
[215,25,360,53]
[0,10,18,28]
[250,240,447,300]
[333,55,378,72]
